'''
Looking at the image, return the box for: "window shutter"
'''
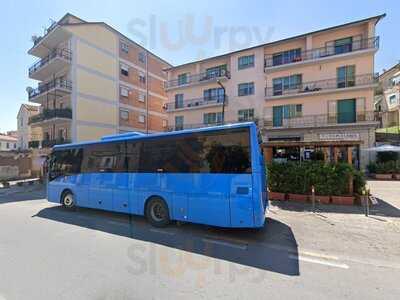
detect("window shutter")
[327,100,337,124]
[353,35,362,50]
[325,41,335,56]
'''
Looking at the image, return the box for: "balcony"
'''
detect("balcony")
[41,138,71,148]
[264,37,379,70]
[29,22,72,58]
[28,108,72,125]
[163,95,227,112]
[165,119,258,132]
[265,73,378,99]
[28,78,72,103]
[263,111,377,130]
[165,69,230,90]
[29,48,72,81]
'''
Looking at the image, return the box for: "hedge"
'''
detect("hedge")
[367,160,400,174]
[267,161,366,196]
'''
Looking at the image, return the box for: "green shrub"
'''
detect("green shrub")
[377,152,399,163]
[267,161,365,196]
[367,162,377,174]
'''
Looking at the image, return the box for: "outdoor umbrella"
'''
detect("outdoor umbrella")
[363,144,400,152]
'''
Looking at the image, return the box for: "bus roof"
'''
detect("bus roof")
[53,122,256,150]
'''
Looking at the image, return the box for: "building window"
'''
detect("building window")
[120,64,129,76]
[120,41,129,53]
[272,104,302,127]
[238,55,255,70]
[272,48,301,66]
[203,88,224,101]
[139,72,146,84]
[389,94,397,105]
[337,99,356,124]
[175,116,184,130]
[120,86,129,97]
[333,37,353,54]
[238,82,255,96]
[20,118,23,127]
[138,93,146,102]
[272,74,302,96]
[138,51,146,63]
[337,65,355,88]
[162,119,168,128]
[6,142,9,149]
[178,73,188,85]
[120,110,129,120]
[175,94,184,109]
[138,114,145,123]
[205,65,227,79]
[238,109,255,121]
[203,112,223,125]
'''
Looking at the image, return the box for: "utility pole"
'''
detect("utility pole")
[217,79,226,125]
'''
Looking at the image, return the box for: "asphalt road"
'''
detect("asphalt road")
[0,184,399,299]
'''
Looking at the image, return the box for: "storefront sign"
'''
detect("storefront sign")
[319,133,360,141]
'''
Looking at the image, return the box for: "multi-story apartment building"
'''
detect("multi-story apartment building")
[375,63,400,129]
[164,14,385,169]
[16,104,41,150]
[27,13,170,150]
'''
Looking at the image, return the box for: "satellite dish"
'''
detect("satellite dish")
[26,87,33,93]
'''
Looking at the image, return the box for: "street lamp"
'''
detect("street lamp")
[216,79,226,125]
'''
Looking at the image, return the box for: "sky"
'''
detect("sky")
[1,0,399,132]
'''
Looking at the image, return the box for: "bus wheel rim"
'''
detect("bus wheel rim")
[64,194,73,206]
[151,203,164,221]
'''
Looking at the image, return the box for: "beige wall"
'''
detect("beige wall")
[76,125,115,141]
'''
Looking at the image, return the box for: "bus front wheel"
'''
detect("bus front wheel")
[146,197,170,227]
[62,191,75,209]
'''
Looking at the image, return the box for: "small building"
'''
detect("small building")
[0,134,18,151]
[16,103,41,150]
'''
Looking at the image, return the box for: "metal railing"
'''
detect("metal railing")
[29,48,72,75]
[28,78,72,100]
[28,108,72,125]
[163,95,227,111]
[264,37,379,68]
[265,73,378,98]
[41,138,71,148]
[165,119,259,132]
[263,111,377,129]
[32,21,58,46]
[165,69,230,89]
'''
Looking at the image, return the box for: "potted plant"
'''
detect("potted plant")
[268,190,286,201]
[392,161,400,180]
[286,162,309,202]
[330,163,355,205]
[267,162,287,201]
[375,161,394,180]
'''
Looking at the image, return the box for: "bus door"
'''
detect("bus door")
[230,174,254,227]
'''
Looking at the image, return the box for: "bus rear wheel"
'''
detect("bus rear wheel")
[62,191,75,209]
[146,197,170,227]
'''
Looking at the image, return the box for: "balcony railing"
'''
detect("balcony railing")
[28,108,72,125]
[165,69,230,89]
[29,48,72,76]
[163,95,227,111]
[265,73,378,98]
[42,138,71,148]
[165,119,258,132]
[263,111,377,129]
[28,78,72,100]
[264,37,379,68]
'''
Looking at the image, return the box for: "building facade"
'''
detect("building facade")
[375,63,400,129]
[27,13,170,150]
[0,135,18,151]
[16,104,41,150]
[164,15,385,169]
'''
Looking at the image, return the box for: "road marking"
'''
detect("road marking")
[299,250,339,261]
[289,254,349,269]
[202,238,248,250]
[150,228,176,236]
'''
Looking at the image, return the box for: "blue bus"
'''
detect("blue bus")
[47,122,268,228]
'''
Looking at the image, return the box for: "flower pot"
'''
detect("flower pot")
[393,174,400,180]
[288,193,309,202]
[315,195,331,204]
[268,191,286,201]
[331,195,355,205]
[375,174,393,180]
